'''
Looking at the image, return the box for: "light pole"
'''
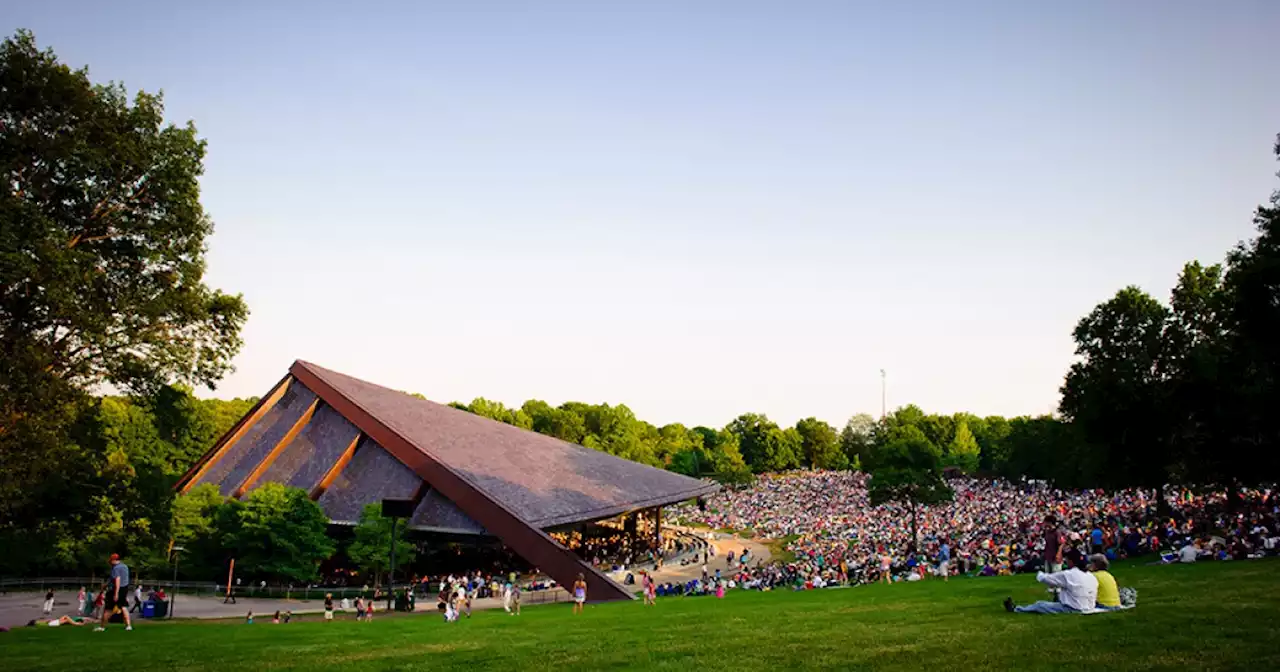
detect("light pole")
[880,369,886,420]
[380,498,414,612]
[387,516,398,613]
[170,545,184,619]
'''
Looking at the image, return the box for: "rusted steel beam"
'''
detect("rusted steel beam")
[176,374,292,493]
[310,432,361,501]
[233,398,320,498]
[289,361,634,602]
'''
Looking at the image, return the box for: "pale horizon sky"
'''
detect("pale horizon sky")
[9,1,1279,429]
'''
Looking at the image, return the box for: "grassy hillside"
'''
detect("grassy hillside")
[4,560,1277,670]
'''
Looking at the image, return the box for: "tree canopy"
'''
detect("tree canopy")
[0,30,248,573]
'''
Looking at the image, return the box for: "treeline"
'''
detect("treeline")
[1,388,255,576]
[445,396,1078,485]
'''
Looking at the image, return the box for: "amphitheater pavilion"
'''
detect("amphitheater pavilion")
[175,360,718,601]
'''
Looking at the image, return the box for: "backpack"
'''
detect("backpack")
[1119,586,1138,608]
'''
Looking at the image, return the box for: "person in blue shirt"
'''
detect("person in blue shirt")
[1091,526,1105,554]
[937,541,952,582]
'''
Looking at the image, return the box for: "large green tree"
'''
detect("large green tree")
[839,413,877,469]
[727,413,801,473]
[864,426,953,546]
[217,483,335,583]
[346,503,417,588]
[1059,287,1173,490]
[0,30,247,569]
[795,417,846,469]
[945,421,981,473]
[1215,136,1280,487]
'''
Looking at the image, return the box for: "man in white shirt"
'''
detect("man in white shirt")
[1179,542,1199,563]
[1004,560,1098,614]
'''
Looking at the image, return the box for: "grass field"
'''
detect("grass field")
[3,560,1278,670]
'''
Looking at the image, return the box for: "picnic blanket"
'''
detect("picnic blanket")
[1079,605,1135,615]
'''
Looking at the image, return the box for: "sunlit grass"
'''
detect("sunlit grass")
[4,560,1277,670]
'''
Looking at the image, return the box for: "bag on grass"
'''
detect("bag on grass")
[1119,586,1137,607]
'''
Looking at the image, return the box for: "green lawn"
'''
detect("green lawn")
[4,560,1278,670]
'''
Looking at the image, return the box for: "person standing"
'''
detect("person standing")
[510,583,522,616]
[77,586,86,616]
[502,581,512,613]
[129,585,143,613]
[937,541,951,583]
[1043,515,1065,573]
[42,588,54,615]
[95,553,132,631]
[323,593,334,622]
[572,573,587,614]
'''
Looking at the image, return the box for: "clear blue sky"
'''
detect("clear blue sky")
[9,1,1279,428]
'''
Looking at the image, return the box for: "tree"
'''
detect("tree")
[459,397,533,430]
[0,30,248,564]
[973,415,1011,474]
[727,413,801,473]
[1215,135,1280,487]
[691,426,752,483]
[864,426,953,546]
[839,413,876,469]
[795,417,845,469]
[170,483,227,579]
[946,421,981,473]
[347,503,417,588]
[218,483,334,583]
[1059,286,1173,491]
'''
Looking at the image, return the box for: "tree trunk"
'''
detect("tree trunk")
[1226,481,1242,514]
[1155,484,1173,518]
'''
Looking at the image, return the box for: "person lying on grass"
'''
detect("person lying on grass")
[1004,556,1097,614]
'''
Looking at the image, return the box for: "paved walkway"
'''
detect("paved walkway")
[0,532,775,629]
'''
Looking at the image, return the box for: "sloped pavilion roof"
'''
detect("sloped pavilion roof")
[176,360,718,602]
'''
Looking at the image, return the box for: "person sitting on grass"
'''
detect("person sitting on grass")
[1004,556,1097,614]
[1088,554,1122,610]
[246,611,254,624]
[272,610,281,624]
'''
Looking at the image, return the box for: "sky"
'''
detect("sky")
[8,1,1279,429]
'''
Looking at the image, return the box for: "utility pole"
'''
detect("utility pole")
[880,369,886,420]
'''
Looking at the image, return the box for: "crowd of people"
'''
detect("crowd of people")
[670,470,1280,592]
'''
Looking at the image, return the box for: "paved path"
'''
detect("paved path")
[0,533,775,629]
[612,528,774,587]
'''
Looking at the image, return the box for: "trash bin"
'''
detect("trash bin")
[141,601,156,619]
[153,600,169,618]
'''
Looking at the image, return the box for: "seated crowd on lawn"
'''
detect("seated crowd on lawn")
[672,470,1280,591]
